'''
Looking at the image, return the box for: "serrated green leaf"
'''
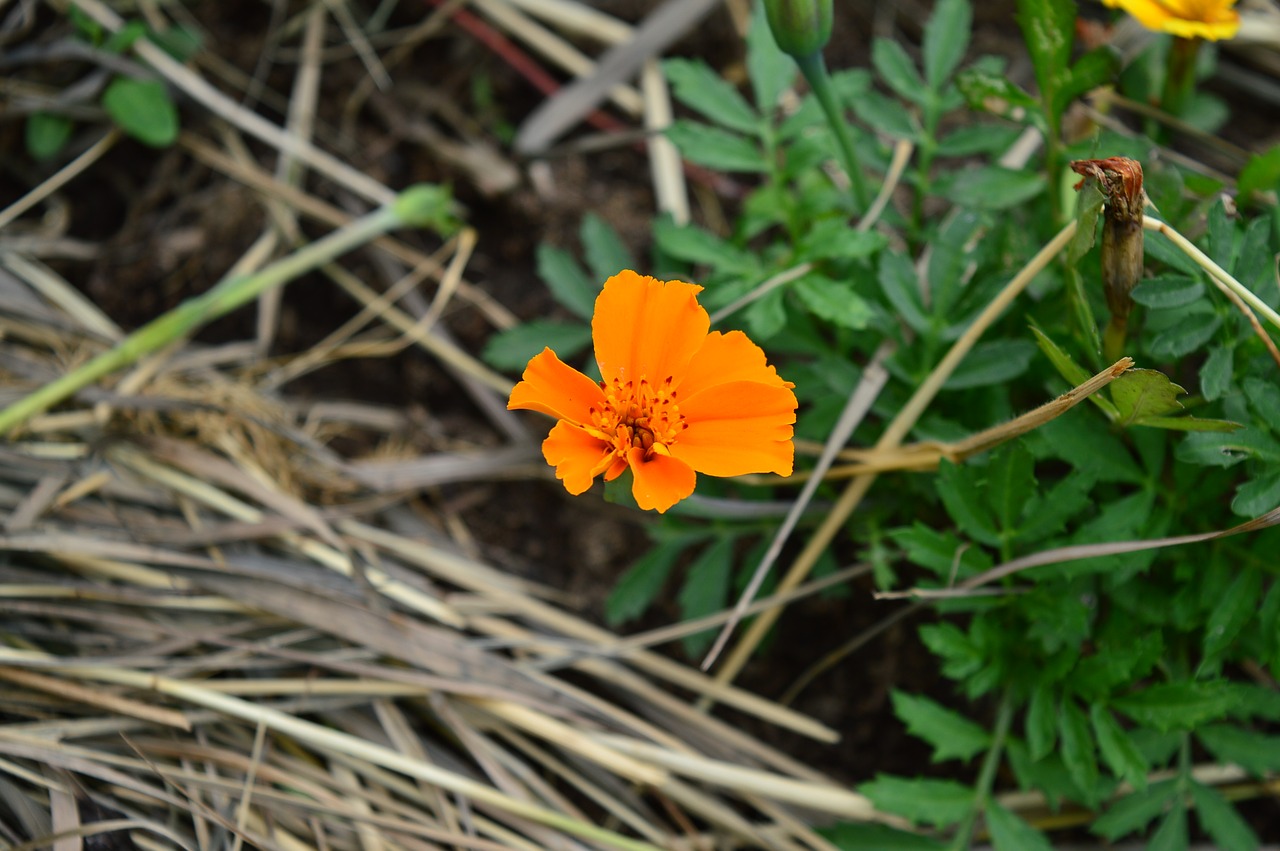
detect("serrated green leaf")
[664,120,767,172]
[1031,413,1145,482]
[1148,803,1189,851]
[1092,779,1179,840]
[652,217,758,274]
[872,38,927,104]
[1238,144,1280,204]
[25,113,73,161]
[1026,684,1056,761]
[1060,45,1118,112]
[857,775,975,828]
[1130,275,1204,308]
[535,244,596,319]
[955,66,1042,125]
[1134,415,1242,432]
[481,320,591,371]
[1113,681,1235,732]
[1190,780,1259,851]
[985,800,1053,851]
[1110,369,1185,426]
[792,274,875,330]
[1145,228,1204,276]
[1207,198,1235,268]
[1090,705,1149,790]
[943,339,1036,390]
[746,1,794,113]
[935,166,1046,210]
[102,78,178,147]
[935,124,1022,157]
[677,535,735,657]
[1019,473,1096,542]
[1029,324,1091,384]
[1177,429,1280,468]
[1069,179,1104,263]
[890,524,993,579]
[891,691,991,763]
[604,540,687,626]
[579,213,635,282]
[798,220,889,261]
[1244,376,1280,424]
[662,58,759,133]
[923,0,971,90]
[986,443,1036,535]
[1200,345,1233,401]
[1203,568,1262,660]
[1015,0,1074,107]
[1232,471,1280,517]
[746,286,787,339]
[919,622,984,681]
[1145,312,1222,360]
[1197,724,1280,775]
[1059,698,1100,805]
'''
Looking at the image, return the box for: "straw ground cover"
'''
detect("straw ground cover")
[4,0,1280,849]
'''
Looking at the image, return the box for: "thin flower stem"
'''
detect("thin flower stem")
[795,52,870,212]
[0,199,412,437]
[948,694,1015,851]
[1144,216,1280,332]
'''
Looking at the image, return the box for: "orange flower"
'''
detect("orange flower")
[508,271,798,513]
[1103,0,1239,40]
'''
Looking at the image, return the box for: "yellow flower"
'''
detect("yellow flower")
[508,270,797,513]
[1103,0,1239,41]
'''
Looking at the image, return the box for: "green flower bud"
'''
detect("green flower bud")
[764,0,833,60]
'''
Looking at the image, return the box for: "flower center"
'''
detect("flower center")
[588,375,686,459]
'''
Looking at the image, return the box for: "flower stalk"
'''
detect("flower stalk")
[1071,157,1146,363]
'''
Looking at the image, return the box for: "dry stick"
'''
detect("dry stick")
[0,129,119,232]
[707,220,1080,692]
[67,0,394,205]
[0,650,665,851]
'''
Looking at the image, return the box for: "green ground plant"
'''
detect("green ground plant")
[486,0,1280,846]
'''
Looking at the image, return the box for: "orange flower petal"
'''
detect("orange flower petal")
[676,330,791,400]
[592,271,709,385]
[542,421,611,495]
[508,347,604,424]
[627,447,697,513]
[672,381,797,477]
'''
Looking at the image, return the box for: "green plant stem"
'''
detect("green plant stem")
[0,193,425,437]
[1161,36,1201,119]
[794,51,870,213]
[949,694,1015,851]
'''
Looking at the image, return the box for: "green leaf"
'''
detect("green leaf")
[1134,415,1240,432]
[793,274,875,330]
[1026,684,1056,761]
[149,25,202,62]
[662,58,759,133]
[664,120,767,172]
[1238,143,1280,204]
[922,0,972,90]
[853,90,921,141]
[1130,275,1204,308]
[1112,681,1235,732]
[891,691,991,763]
[746,286,787,339]
[1190,780,1259,851]
[936,459,1000,546]
[1060,45,1118,112]
[1092,779,1179,840]
[935,124,1022,157]
[604,540,688,626]
[103,20,147,53]
[1068,179,1104,263]
[857,775,975,828]
[1197,724,1280,775]
[1232,471,1280,517]
[101,78,178,147]
[986,443,1036,535]
[1030,413,1144,483]
[985,800,1053,851]
[1203,568,1262,660]
[934,166,1046,210]
[1110,369,1185,426]
[1090,705,1148,790]
[819,822,944,850]
[579,213,635,282]
[1200,345,1233,401]
[652,217,758,275]
[482,320,591,371]
[1176,430,1275,468]
[1147,803,1189,851]
[890,524,993,580]
[535,244,596,320]
[955,66,1042,126]
[879,250,930,334]
[919,622,984,680]
[746,1,794,113]
[25,113,73,161]
[677,535,736,657]
[1145,228,1204,276]
[942,339,1036,390]
[1059,698,1100,805]
[797,219,889,261]
[1245,376,1280,423]
[1015,0,1074,107]
[1029,324,1093,386]
[872,38,927,105]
